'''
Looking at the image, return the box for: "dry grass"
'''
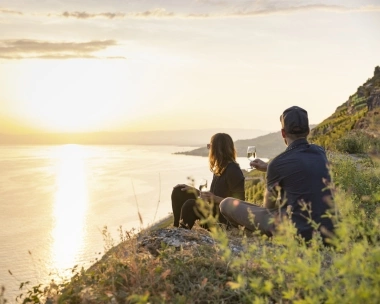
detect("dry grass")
[54,219,259,304]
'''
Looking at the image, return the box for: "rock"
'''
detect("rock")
[366,89,380,111]
[137,227,245,256]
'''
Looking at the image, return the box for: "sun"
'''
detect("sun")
[10,59,139,132]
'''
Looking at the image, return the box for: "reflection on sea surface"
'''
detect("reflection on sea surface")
[52,145,88,273]
[0,144,213,300]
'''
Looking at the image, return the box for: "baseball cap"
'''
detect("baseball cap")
[280,106,309,134]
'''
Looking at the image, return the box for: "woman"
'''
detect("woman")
[171,133,245,229]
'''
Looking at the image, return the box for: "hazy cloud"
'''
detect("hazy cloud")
[0,8,23,15]
[1,3,380,20]
[187,4,380,18]
[61,8,175,19]
[0,39,119,59]
[59,4,380,19]
[128,8,175,17]
[60,8,175,19]
[194,0,228,6]
[239,4,380,16]
[62,11,125,19]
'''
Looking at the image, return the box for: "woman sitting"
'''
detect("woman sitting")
[171,133,245,229]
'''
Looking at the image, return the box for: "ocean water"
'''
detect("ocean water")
[0,144,250,301]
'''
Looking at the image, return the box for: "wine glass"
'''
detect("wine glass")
[247,146,257,171]
[198,178,208,197]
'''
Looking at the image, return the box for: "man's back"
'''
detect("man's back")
[267,138,334,242]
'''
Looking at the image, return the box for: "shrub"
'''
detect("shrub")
[335,131,368,154]
[329,153,380,218]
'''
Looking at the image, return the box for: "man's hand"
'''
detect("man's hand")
[250,159,268,172]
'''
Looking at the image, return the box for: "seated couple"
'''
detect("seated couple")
[171,106,335,246]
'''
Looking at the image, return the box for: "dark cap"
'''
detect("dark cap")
[280,106,309,134]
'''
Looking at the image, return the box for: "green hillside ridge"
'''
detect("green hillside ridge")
[310,66,380,151]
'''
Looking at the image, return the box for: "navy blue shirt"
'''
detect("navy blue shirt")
[266,138,334,242]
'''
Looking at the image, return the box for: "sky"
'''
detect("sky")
[0,0,379,134]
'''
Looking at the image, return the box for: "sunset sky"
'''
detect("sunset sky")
[1,0,379,134]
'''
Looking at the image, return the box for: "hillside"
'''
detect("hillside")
[310,66,380,149]
[176,127,317,159]
[175,131,284,159]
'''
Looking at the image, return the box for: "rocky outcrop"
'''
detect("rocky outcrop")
[138,227,245,256]
[366,89,380,111]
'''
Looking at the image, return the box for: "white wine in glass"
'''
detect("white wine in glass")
[198,178,208,198]
[247,146,257,171]
[199,178,208,192]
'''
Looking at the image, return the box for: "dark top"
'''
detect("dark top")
[210,162,245,201]
[266,138,334,242]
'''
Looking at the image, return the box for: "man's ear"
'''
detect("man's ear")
[281,129,286,138]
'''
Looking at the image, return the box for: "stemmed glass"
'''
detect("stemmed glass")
[246,146,257,171]
[198,178,208,198]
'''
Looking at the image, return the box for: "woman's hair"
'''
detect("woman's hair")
[208,133,237,176]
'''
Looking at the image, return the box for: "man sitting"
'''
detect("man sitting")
[220,106,334,245]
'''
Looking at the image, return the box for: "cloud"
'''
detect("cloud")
[127,8,175,18]
[1,3,380,21]
[61,8,174,19]
[0,39,119,59]
[232,4,380,16]
[59,4,380,19]
[0,8,23,15]
[186,4,380,18]
[194,0,227,6]
[61,11,125,19]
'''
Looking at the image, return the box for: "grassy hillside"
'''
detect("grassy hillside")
[310,66,380,152]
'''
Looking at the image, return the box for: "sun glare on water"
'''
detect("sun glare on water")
[51,145,88,274]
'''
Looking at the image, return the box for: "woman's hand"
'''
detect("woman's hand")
[173,184,198,195]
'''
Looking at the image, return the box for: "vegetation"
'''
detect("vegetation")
[310,66,380,151]
[244,169,266,204]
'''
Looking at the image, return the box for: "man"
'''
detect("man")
[220,106,334,245]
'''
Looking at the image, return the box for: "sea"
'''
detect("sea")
[0,144,250,302]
